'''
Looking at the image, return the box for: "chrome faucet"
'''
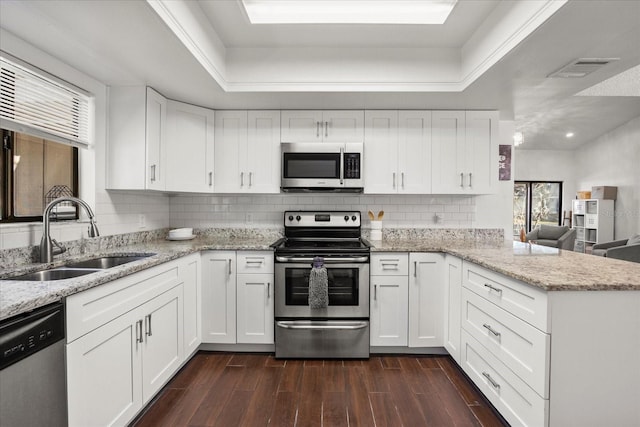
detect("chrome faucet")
[40,196,100,263]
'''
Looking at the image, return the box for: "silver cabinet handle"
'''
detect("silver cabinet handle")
[324,121,329,138]
[249,172,252,187]
[413,261,417,277]
[145,314,152,337]
[136,319,143,343]
[381,260,400,270]
[316,121,320,138]
[374,284,377,301]
[460,172,464,187]
[469,172,473,187]
[484,283,503,294]
[208,172,213,186]
[150,165,156,182]
[267,282,270,298]
[245,258,264,267]
[275,256,369,263]
[483,323,501,337]
[393,172,396,188]
[482,372,501,389]
[228,259,232,275]
[401,172,405,189]
[240,172,244,187]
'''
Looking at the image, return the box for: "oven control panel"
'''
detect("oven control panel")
[285,211,360,227]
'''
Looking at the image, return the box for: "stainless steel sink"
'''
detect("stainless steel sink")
[65,254,154,269]
[11,268,101,281]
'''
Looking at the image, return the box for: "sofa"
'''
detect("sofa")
[525,225,576,250]
[592,234,640,263]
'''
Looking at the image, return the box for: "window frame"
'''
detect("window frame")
[1,128,79,223]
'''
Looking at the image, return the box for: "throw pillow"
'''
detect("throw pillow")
[627,234,640,246]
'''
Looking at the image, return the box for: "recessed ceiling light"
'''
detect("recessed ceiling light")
[565,132,575,138]
[513,132,524,146]
[241,0,458,25]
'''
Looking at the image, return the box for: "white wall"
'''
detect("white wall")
[575,116,640,239]
[0,30,170,250]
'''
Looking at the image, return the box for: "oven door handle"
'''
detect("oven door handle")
[275,256,369,263]
[276,321,369,330]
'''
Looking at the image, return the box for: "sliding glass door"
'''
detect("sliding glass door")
[513,181,563,237]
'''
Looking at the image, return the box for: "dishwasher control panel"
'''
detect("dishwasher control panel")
[0,302,64,370]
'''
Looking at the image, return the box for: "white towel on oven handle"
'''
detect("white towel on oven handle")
[308,257,328,309]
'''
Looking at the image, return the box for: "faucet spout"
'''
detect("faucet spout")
[40,196,100,263]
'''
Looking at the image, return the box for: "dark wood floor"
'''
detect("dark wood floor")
[132,352,508,427]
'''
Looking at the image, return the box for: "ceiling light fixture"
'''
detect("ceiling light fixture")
[513,132,524,146]
[241,0,458,25]
[565,132,575,138]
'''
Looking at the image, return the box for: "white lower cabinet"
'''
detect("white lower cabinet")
[370,275,408,346]
[201,251,275,345]
[236,251,274,344]
[443,254,462,362]
[201,251,236,343]
[408,253,444,347]
[66,285,183,427]
[181,254,201,357]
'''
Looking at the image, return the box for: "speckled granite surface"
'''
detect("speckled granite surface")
[2,228,640,321]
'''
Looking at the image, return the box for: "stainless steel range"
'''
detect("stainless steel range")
[272,211,371,359]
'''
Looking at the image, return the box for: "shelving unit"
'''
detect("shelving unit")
[572,199,614,253]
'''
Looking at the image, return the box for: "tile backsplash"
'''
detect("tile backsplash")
[169,193,476,229]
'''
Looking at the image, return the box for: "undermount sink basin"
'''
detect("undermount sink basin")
[11,268,101,281]
[65,254,154,269]
[10,254,155,281]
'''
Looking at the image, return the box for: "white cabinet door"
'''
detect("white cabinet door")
[146,87,167,191]
[141,285,183,402]
[165,100,215,192]
[67,309,142,427]
[322,110,364,143]
[364,110,398,193]
[408,253,444,347]
[444,255,462,362]
[181,255,201,357]
[214,111,247,193]
[431,111,466,194]
[246,110,281,193]
[281,110,323,142]
[201,251,237,343]
[398,111,432,194]
[237,273,274,344]
[465,111,498,194]
[370,275,408,346]
[281,110,364,142]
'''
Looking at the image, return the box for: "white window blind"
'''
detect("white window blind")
[0,52,91,148]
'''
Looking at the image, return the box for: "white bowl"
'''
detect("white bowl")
[168,228,193,238]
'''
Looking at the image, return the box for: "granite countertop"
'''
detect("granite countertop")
[2,235,640,321]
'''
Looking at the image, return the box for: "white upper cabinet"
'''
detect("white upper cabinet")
[364,110,431,194]
[215,110,280,193]
[432,111,498,194]
[281,110,364,142]
[107,86,167,190]
[165,100,215,193]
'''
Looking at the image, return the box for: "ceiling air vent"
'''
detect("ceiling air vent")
[547,58,619,78]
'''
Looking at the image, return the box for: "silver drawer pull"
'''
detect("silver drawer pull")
[136,320,143,343]
[482,372,501,390]
[276,321,368,331]
[484,283,503,294]
[228,259,232,275]
[483,323,501,337]
[145,314,152,337]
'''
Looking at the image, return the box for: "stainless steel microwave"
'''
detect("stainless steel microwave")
[281,142,364,192]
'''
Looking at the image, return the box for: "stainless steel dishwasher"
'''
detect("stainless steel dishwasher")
[0,301,67,427]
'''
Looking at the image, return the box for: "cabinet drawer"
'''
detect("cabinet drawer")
[371,253,409,275]
[461,329,548,427]
[236,251,274,274]
[463,262,548,332]
[462,288,550,398]
[66,260,181,343]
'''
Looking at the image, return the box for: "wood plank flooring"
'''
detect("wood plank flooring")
[132,352,509,427]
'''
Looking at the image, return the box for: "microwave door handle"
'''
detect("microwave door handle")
[339,146,344,185]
